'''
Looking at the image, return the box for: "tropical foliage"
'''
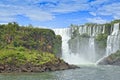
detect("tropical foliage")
[0,22,61,54]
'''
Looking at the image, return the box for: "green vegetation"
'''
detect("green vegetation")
[70,25,90,39]
[0,22,61,54]
[70,25,79,39]
[95,33,108,48]
[80,33,90,38]
[0,22,62,66]
[85,23,97,26]
[111,19,120,24]
[72,29,79,38]
[104,23,111,35]
[0,47,57,66]
[53,35,62,55]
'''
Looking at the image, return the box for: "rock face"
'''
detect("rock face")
[0,22,62,56]
[99,57,120,65]
[0,58,79,73]
[98,51,120,65]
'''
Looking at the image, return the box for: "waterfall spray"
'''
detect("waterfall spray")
[96,23,120,64]
[53,23,120,65]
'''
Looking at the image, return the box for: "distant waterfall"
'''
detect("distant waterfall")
[70,25,106,64]
[106,23,120,56]
[53,23,120,65]
[96,23,120,64]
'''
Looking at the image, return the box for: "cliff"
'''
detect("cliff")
[0,48,77,73]
[0,22,77,73]
[0,22,61,55]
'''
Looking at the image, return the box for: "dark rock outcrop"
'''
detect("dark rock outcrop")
[98,51,120,65]
[0,58,79,73]
[99,57,120,65]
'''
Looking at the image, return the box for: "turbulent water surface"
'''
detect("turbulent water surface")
[0,65,120,80]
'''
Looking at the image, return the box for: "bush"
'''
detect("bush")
[95,33,108,48]
[80,33,90,38]
[95,33,108,41]
[16,46,25,51]
[0,48,57,65]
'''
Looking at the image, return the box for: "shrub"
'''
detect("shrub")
[0,48,56,65]
[80,33,90,38]
[95,33,108,48]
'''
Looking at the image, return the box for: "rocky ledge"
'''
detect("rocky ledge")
[98,50,120,65]
[0,58,79,73]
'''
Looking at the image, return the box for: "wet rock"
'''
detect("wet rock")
[0,58,79,73]
[0,66,4,70]
[98,53,120,65]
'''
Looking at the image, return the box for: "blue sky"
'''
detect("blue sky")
[0,0,120,28]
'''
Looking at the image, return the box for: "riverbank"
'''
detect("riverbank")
[0,58,78,73]
[0,65,119,80]
[0,48,78,73]
[0,23,79,73]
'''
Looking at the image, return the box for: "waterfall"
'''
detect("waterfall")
[106,23,120,56]
[96,23,120,64]
[53,28,92,64]
[89,37,95,62]
[53,23,120,65]
[53,28,72,63]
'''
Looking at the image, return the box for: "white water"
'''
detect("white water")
[53,28,90,65]
[53,28,72,63]
[89,37,96,62]
[96,23,120,64]
[53,23,120,65]
[106,23,120,56]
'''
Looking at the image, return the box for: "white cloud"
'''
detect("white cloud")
[34,0,91,14]
[89,12,97,16]
[52,3,89,13]
[0,16,16,22]
[39,0,90,13]
[0,0,120,23]
[22,7,54,21]
[114,15,120,19]
[98,3,120,15]
[87,17,107,23]
[90,2,120,19]
[0,0,91,22]
[0,1,54,22]
[90,0,109,5]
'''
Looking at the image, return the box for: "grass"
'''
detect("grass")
[0,47,57,66]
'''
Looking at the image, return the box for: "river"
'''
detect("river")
[0,65,120,80]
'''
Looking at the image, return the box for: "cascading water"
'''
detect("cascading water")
[89,37,95,62]
[69,25,106,64]
[53,23,120,65]
[96,23,120,64]
[106,23,120,56]
[53,28,89,64]
[53,28,72,63]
